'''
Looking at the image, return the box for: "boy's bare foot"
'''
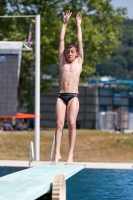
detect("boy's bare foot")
[51,154,61,165]
[65,154,73,165]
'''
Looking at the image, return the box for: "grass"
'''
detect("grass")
[0,129,133,162]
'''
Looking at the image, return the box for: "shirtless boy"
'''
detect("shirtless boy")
[52,10,83,165]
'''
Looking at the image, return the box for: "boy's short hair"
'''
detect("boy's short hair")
[65,43,78,52]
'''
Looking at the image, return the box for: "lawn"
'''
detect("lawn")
[0,129,133,162]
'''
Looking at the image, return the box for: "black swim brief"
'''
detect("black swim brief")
[57,93,79,105]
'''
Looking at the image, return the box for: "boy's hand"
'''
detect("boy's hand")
[62,10,72,24]
[76,12,82,25]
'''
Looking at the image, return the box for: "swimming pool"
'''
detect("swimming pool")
[67,168,133,200]
[0,167,133,200]
[0,166,27,177]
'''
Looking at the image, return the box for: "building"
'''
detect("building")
[40,80,133,130]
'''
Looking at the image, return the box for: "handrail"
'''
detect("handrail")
[29,141,34,167]
[50,131,63,162]
[50,134,55,162]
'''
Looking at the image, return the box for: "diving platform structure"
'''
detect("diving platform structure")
[0,164,85,200]
[0,14,41,161]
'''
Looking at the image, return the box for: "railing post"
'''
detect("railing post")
[29,141,34,167]
[50,135,55,162]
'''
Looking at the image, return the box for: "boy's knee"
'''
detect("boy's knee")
[56,120,64,130]
[68,121,76,130]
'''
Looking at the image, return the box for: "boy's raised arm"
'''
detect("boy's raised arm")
[76,12,83,61]
[58,10,72,58]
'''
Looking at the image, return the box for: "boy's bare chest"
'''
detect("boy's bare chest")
[61,59,81,73]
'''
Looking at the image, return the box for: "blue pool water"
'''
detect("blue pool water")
[67,168,133,200]
[0,167,133,200]
[0,166,27,177]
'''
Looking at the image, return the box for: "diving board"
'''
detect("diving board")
[0,164,85,200]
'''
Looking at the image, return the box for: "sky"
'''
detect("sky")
[111,0,133,19]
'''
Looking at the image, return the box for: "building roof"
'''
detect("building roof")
[0,41,32,51]
[0,42,22,49]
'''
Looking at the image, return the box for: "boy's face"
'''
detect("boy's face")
[65,47,78,63]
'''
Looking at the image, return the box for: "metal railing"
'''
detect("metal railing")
[50,131,63,162]
[50,135,55,162]
[29,141,34,167]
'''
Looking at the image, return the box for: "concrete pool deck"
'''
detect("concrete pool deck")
[0,160,133,169]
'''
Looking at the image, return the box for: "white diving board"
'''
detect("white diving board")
[0,164,85,200]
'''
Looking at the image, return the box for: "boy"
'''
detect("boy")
[52,10,83,164]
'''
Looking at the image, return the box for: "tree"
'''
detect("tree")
[0,0,127,111]
[96,58,127,79]
[96,19,133,79]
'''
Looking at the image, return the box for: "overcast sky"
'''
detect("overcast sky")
[111,0,133,19]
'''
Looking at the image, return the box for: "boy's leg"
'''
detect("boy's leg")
[51,98,66,164]
[66,97,79,164]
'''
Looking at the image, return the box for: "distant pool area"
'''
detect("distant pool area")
[0,166,133,200]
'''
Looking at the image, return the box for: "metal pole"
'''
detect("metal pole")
[35,14,40,161]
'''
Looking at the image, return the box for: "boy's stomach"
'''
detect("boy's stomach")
[59,81,79,93]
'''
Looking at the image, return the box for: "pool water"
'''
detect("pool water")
[0,166,28,177]
[0,167,133,200]
[67,168,133,200]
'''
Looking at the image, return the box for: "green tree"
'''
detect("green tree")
[96,58,127,78]
[96,19,133,79]
[0,0,127,111]
[121,20,133,46]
